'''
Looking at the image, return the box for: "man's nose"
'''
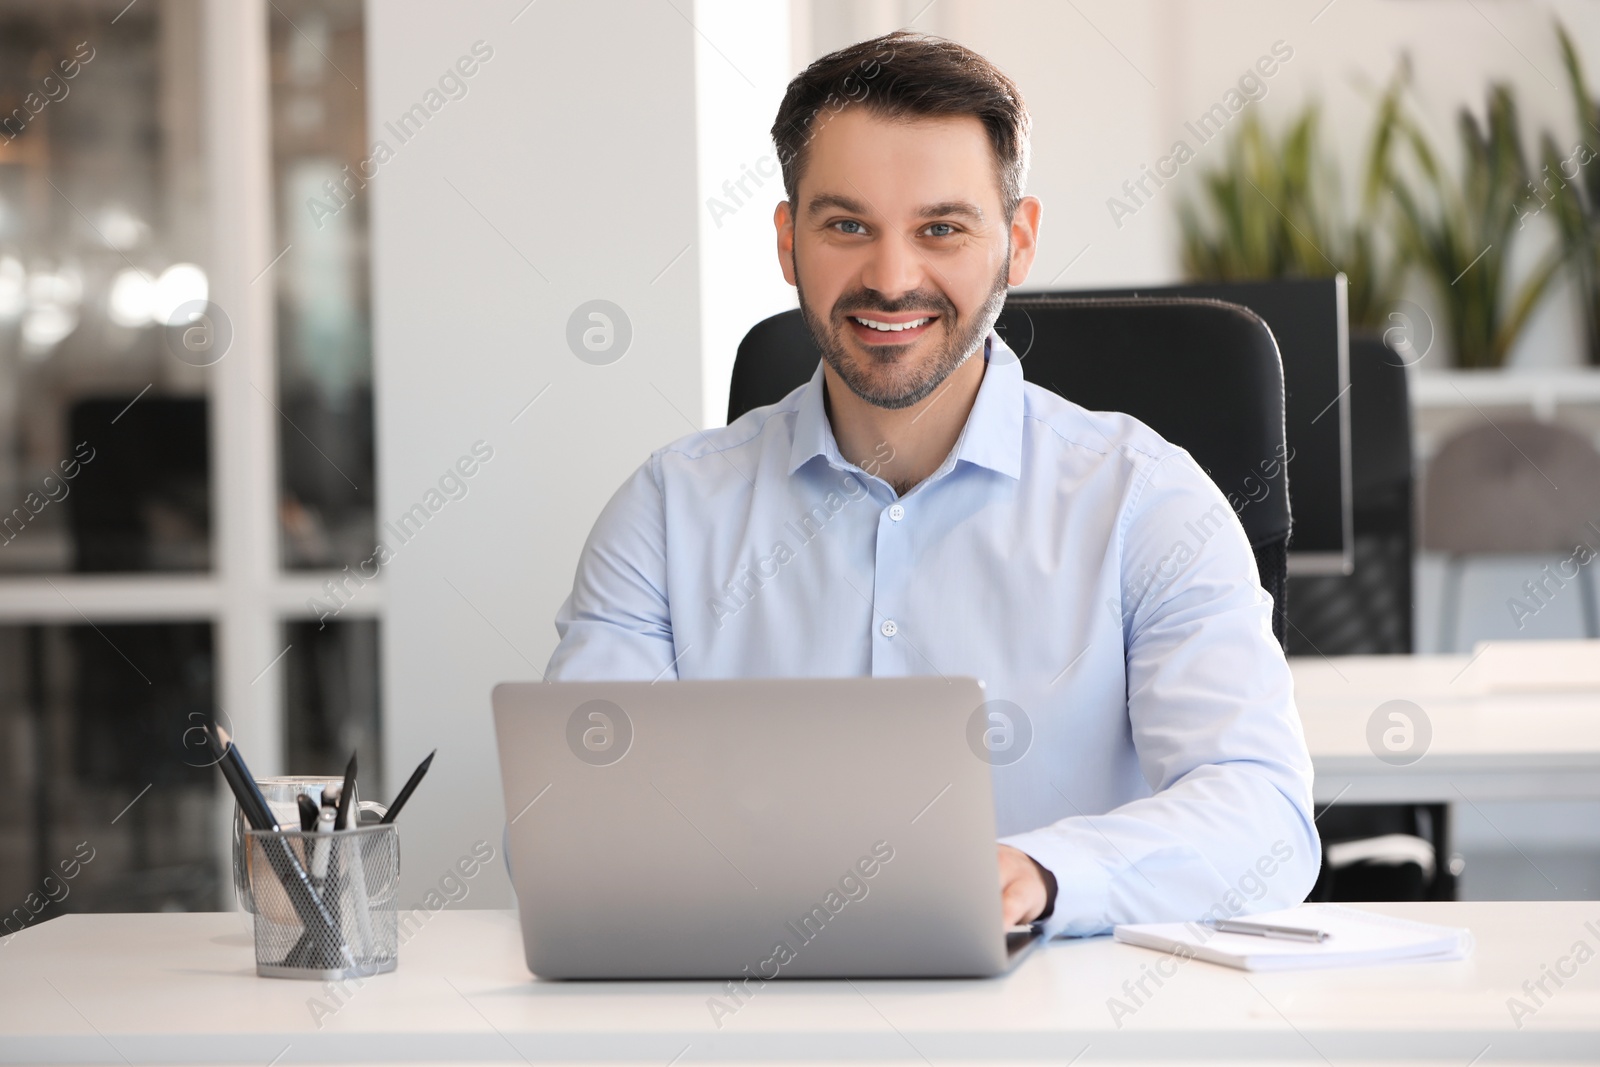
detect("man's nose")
[859,230,930,302]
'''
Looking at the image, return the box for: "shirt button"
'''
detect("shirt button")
[880,619,898,638]
[887,503,905,522]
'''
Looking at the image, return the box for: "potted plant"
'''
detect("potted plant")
[1177,104,1396,330]
[1366,59,1563,369]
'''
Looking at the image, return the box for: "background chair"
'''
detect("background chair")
[1421,418,1600,651]
[1286,335,1414,656]
[730,296,1293,645]
[1287,334,1456,902]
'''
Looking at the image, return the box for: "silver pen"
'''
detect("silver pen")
[1209,919,1330,943]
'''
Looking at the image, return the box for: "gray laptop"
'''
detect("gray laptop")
[491,677,1045,979]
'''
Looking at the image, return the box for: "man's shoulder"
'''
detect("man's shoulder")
[649,382,806,473]
[1019,379,1185,475]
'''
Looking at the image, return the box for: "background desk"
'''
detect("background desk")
[1292,649,1600,805]
[3,902,1596,1064]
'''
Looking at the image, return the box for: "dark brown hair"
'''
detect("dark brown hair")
[770,30,1032,224]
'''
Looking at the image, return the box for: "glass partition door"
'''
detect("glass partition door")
[0,0,380,921]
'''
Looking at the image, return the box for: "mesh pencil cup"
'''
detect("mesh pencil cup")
[245,823,400,980]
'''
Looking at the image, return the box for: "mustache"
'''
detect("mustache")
[832,287,953,321]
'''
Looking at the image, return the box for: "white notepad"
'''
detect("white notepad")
[1113,904,1474,971]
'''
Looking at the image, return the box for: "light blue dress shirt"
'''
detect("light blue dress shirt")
[547,329,1320,937]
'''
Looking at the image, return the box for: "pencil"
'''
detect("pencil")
[379,749,436,825]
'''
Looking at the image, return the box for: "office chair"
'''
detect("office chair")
[1286,335,1414,656]
[1289,334,1456,903]
[729,295,1292,646]
[1421,418,1600,650]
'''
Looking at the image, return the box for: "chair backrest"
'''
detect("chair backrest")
[729,295,1292,647]
[1421,418,1600,554]
[1286,333,1415,654]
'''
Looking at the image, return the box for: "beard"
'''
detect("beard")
[795,245,1011,411]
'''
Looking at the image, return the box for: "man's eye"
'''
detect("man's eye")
[834,220,866,235]
[925,222,956,237]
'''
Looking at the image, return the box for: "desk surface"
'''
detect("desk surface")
[1291,649,1600,803]
[3,902,1597,1064]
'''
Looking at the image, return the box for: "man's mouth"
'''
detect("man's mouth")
[846,313,939,344]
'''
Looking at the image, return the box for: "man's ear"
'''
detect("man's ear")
[1006,195,1043,287]
[775,200,797,286]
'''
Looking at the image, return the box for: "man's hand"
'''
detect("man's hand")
[998,844,1048,926]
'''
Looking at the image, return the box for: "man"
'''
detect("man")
[547,31,1318,937]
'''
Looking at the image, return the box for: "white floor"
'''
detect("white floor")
[1451,801,1600,901]
[1458,846,1600,900]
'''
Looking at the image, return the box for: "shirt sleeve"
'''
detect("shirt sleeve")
[545,457,680,682]
[999,448,1320,938]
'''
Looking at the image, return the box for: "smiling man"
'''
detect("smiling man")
[547,31,1319,937]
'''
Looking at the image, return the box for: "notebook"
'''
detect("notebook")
[1113,904,1474,971]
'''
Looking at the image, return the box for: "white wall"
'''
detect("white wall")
[374,0,800,908]
[923,0,1175,289]
[695,0,797,426]
[797,0,1172,290]
[899,0,1600,365]
[368,0,788,905]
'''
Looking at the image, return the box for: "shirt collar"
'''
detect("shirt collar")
[787,328,1024,481]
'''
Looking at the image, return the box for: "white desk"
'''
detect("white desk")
[3,903,1597,1064]
[1292,646,1600,805]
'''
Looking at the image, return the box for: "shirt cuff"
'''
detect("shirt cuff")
[1027,853,1057,920]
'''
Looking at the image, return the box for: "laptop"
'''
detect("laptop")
[491,676,1045,979]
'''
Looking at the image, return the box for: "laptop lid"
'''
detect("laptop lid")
[491,676,1019,979]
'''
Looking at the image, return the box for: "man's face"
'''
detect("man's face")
[776,108,1031,410]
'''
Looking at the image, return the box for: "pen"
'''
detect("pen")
[379,749,436,825]
[297,793,320,833]
[334,753,358,834]
[1209,919,1330,943]
[311,806,336,882]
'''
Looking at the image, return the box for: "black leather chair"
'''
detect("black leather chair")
[730,295,1293,646]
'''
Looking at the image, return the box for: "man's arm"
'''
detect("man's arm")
[545,459,679,682]
[1000,448,1320,937]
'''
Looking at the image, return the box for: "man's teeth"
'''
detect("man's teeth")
[852,316,932,332]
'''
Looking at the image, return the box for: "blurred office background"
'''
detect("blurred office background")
[0,0,1596,917]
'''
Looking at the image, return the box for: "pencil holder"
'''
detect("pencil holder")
[245,823,400,980]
